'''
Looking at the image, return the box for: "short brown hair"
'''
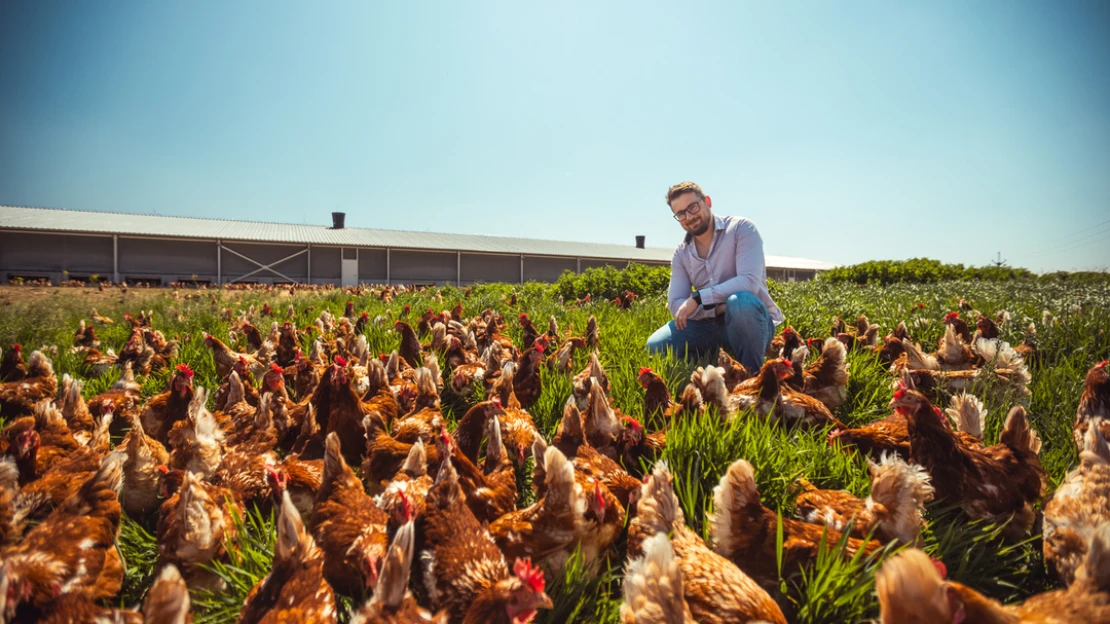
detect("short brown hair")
[666,181,704,206]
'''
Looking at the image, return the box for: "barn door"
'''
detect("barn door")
[341,248,358,287]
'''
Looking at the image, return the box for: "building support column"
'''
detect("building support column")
[456,251,461,287]
[520,255,524,284]
[386,248,391,285]
[216,239,221,285]
[576,257,581,273]
[306,244,312,285]
[112,235,119,283]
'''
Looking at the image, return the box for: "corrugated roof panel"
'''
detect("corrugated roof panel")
[0,205,837,270]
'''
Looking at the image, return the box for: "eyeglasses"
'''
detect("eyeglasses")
[672,200,702,222]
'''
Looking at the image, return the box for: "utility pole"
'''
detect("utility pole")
[990,252,1007,267]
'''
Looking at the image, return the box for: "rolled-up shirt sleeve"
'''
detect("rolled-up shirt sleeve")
[699,219,766,306]
[667,248,692,318]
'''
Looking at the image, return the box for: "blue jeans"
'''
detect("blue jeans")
[646,292,775,372]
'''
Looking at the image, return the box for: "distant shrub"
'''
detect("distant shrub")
[816,258,1083,285]
[1037,271,1110,285]
[553,262,672,300]
[820,259,966,285]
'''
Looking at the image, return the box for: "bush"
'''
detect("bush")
[817,259,1101,285]
[553,262,672,300]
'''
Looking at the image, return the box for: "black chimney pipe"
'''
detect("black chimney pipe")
[635,235,645,249]
[332,212,346,229]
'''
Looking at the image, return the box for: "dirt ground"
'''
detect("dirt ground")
[0,284,208,307]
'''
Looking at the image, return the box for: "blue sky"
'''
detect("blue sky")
[1,1,1108,272]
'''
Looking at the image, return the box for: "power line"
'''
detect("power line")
[1034,217,1110,249]
[1028,222,1110,257]
[1028,228,1110,257]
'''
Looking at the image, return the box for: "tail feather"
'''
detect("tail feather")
[944,393,986,440]
[638,460,684,535]
[819,336,847,368]
[700,365,728,414]
[402,438,427,477]
[621,532,689,624]
[711,459,760,557]
[370,520,416,611]
[485,415,504,465]
[1081,419,1110,465]
[142,564,190,624]
[323,432,346,483]
[1000,406,1041,455]
[901,339,939,371]
[867,453,934,545]
[1078,522,1110,594]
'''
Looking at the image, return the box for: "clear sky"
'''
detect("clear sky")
[1,1,1108,272]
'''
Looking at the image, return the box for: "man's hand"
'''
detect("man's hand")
[674,296,699,330]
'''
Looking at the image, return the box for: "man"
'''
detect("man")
[646,181,783,372]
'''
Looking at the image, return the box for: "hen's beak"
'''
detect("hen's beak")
[537,591,553,609]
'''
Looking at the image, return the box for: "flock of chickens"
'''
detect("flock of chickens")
[0,289,1108,623]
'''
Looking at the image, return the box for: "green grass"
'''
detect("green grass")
[1,278,1108,622]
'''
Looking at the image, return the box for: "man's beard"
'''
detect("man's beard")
[687,217,711,236]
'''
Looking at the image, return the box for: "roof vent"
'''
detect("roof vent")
[331,212,346,229]
[635,235,645,249]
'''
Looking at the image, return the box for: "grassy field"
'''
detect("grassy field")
[1,278,1108,623]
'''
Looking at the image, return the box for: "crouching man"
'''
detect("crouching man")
[646,181,783,371]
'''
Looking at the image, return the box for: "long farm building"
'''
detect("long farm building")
[0,206,834,287]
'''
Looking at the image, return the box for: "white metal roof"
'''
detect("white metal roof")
[0,205,836,270]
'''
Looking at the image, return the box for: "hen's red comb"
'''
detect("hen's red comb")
[893,388,906,400]
[931,557,948,579]
[518,313,528,321]
[780,358,792,367]
[157,465,169,474]
[944,311,959,321]
[399,489,414,522]
[12,343,20,352]
[1097,361,1108,369]
[535,343,545,354]
[175,363,194,377]
[638,366,652,376]
[622,415,643,430]
[784,326,796,334]
[270,363,284,374]
[513,558,546,593]
[334,356,348,367]
[360,312,369,318]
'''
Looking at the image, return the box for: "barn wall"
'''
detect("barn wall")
[311,246,341,282]
[390,250,456,283]
[359,248,388,281]
[461,253,518,283]
[118,238,217,276]
[524,256,577,282]
[221,242,307,281]
[0,232,113,275]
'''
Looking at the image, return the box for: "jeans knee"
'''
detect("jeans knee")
[726,291,762,316]
[645,323,674,353]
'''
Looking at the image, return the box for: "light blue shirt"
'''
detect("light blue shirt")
[667,215,784,325]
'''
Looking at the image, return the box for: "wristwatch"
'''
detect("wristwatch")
[691,291,702,305]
